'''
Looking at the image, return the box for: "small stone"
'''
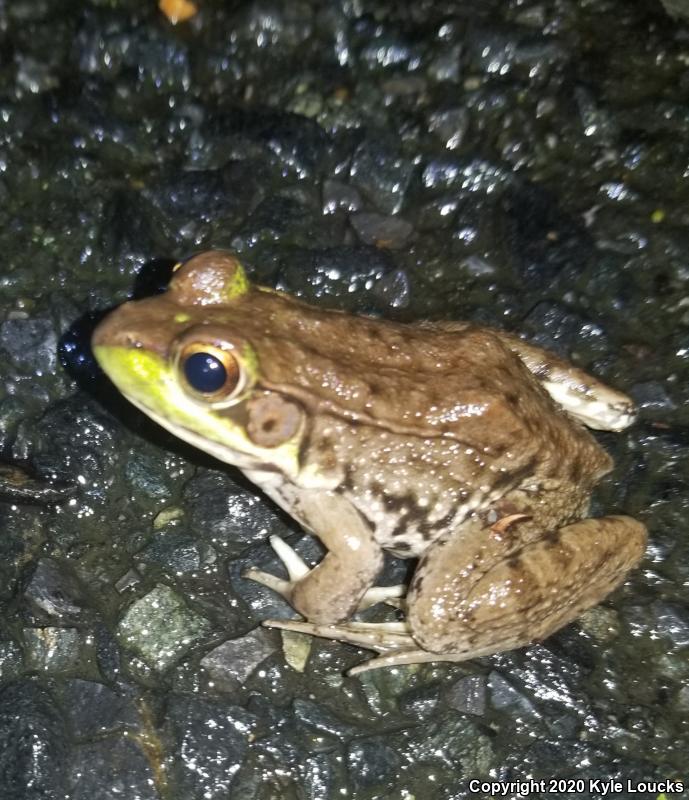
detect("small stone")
[428,107,470,150]
[68,737,158,800]
[370,268,410,309]
[116,584,211,672]
[0,640,23,681]
[115,570,141,594]
[350,212,413,249]
[349,140,415,214]
[428,44,462,83]
[24,627,85,674]
[31,396,119,489]
[276,245,401,311]
[445,674,488,716]
[461,255,497,277]
[153,507,184,530]
[137,529,211,574]
[404,710,495,775]
[322,180,363,215]
[577,606,620,643]
[649,601,689,647]
[166,696,257,798]
[61,680,139,739]
[422,155,509,193]
[360,35,418,70]
[16,55,60,93]
[488,671,540,718]
[0,317,57,375]
[280,629,312,673]
[24,558,88,624]
[0,682,68,798]
[677,684,689,710]
[398,684,440,719]
[201,628,280,692]
[294,698,361,738]
[513,4,547,27]
[125,448,190,500]
[523,301,606,357]
[184,470,290,556]
[347,737,402,790]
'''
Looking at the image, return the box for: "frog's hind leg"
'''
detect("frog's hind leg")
[405,514,647,660]
[243,490,386,624]
[419,321,637,432]
[493,331,637,432]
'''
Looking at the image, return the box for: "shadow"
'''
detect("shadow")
[58,256,178,389]
[131,256,178,300]
[58,257,182,446]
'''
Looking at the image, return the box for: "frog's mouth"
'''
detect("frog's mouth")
[124,392,271,472]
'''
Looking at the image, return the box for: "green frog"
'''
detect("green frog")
[92,251,647,673]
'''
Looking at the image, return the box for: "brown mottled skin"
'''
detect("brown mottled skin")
[93,251,647,670]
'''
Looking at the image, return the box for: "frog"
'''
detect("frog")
[92,250,647,674]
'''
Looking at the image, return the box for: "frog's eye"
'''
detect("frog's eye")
[176,341,249,407]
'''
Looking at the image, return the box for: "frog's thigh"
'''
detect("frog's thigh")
[290,491,383,625]
[407,515,647,656]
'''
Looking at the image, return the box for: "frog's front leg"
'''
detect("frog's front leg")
[245,491,384,624]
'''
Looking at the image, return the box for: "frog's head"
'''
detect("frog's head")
[92,251,310,480]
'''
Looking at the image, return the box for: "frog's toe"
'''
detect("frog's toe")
[267,534,310,581]
[242,535,310,600]
[347,647,471,675]
[358,583,406,610]
[263,618,413,654]
[242,566,292,597]
[262,618,471,675]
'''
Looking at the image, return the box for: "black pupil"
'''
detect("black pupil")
[184,352,227,394]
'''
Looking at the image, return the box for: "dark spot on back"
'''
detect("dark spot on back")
[492,455,538,494]
[417,506,456,540]
[491,468,518,492]
[486,441,507,458]
[504,391,520,410]
[568,457,585,485]
[317,436,333,453]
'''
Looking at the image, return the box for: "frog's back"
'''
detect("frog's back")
[244,292,603,458]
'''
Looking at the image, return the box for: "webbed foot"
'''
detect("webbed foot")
[261,617,473,675]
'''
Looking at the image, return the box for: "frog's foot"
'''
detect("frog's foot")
[262,618,473,675]
[243,535,405,611]
[243,535,310,598]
